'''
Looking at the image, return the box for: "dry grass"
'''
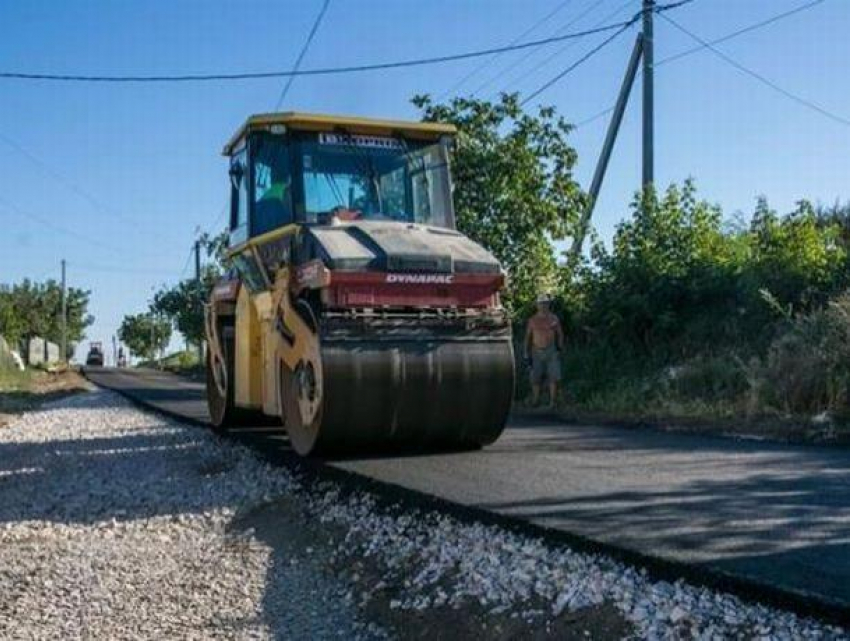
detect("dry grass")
[0,369,90,427]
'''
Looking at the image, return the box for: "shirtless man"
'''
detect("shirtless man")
[525,294,564,408]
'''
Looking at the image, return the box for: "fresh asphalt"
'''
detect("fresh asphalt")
[84,366,850,619]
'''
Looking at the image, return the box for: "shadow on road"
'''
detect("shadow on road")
[476,461,850,605]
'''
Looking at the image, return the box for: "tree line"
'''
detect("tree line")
[117,232,226,362]
[0,280,92,360]
[419,94,850,418]
[123,93,850,417]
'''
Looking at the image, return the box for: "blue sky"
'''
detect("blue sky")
[1,0,848,360]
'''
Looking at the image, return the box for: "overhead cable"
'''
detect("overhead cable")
[0,20,643,83]
[521,20,636,104]
[572,0,828,129]
[274,0,332,109]
[437,0,575,100]
[660,11,850,128]
[494,0,635,99]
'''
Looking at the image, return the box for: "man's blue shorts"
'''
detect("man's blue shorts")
[531,346,561,384]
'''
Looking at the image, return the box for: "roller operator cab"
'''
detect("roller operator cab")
[205,112,515,456]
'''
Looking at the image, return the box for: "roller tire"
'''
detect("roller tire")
[206,323,260,432]
[279,300,325,456]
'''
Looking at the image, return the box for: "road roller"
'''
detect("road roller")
[204,112,514,455]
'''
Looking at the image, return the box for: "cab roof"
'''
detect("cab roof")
[223,111,457,156]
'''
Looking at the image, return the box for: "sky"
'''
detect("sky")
[1,0,848,362]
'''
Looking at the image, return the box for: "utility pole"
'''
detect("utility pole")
[569,34,643,264]
[150,312,155,368]
[642,0,654,187]
[567,1,656,261]
[60,259,67,364]
[194,239,203,365]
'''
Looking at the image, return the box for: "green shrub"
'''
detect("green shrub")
[761,293,850,415]
[662,354,750,404]
[554,183,850,420]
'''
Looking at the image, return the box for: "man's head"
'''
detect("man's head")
[536,293,552,313]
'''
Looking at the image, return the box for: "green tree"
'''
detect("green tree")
[816,199,850,246]
[580,181,741,356]
[746,197,847,312]
[0,279,93,355]
[0,291,25,347]
[118,313,172,362]
[151,231,229,346]
[412,93,585,314]
[564,182,850,407]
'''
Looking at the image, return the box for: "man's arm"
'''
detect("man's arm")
[555,317,564,351]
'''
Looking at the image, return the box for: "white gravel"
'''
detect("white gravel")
[0,390,367,639]
[312,492,847,640]
[0,389,846,640]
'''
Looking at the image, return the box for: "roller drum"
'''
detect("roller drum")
[299,335,514,455]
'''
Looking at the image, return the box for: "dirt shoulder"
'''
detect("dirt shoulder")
[543,405,850,446]
[0,368,91,428]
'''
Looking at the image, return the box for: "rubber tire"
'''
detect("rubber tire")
[279,361,324,456]
[278,300,324,456]
[207,323,239,433]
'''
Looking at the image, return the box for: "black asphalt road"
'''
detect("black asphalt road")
[85,367,850,612]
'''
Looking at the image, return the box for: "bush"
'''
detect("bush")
[556,183,850,420]
[663,354,750,404]
[761,294,850,415]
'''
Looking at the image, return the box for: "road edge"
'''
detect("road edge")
[83,368,850,629]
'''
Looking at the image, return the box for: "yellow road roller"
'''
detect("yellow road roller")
[204,112,514,455]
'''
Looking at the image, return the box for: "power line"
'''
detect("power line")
[178,244,195,279]
[572,0,826,129]
[0,19,642,83]
[436,0,575,101]
[0,195,129,256]
[521,19,636,105]
[575,105,615,128]
[0,131,179,248]
[0,194,185,267]
[655,0,826,67]
[73,261,176,276]
[210,200,229,231]
[274,0,331,109]
[474,0,613,98]
[493,0,635,99]
[659,11,850,128]
[518,0,693,105]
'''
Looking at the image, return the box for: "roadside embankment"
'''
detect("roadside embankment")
[1,389,845,639]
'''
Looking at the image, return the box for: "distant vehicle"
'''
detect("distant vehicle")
[85,342,105,367]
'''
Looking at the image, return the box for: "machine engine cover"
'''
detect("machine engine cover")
[304,221,501,274]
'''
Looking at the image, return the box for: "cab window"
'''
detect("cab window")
[251,134,293,236]
[229,149,249,246]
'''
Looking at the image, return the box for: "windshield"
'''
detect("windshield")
[298,132,454,228]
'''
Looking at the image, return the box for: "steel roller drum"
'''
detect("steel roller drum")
[301,334,515,455]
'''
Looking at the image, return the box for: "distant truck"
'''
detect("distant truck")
[85,342,105,367]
